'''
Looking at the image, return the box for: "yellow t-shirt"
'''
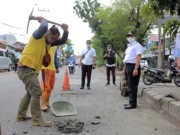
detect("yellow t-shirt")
[19,36,47,74]
[42,46,57,71]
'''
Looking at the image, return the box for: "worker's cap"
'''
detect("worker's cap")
[126,31,136,36]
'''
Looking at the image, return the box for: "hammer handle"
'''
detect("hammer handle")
[32,16,62,26]
[46,20,62,26]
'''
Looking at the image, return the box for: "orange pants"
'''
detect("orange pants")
[41,69,56,91]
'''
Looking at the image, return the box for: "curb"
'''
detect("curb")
[0,71,15,76]
[141,88,180,123]
[98,67,180,123]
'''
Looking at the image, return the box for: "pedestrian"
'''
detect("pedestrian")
[41,46,59,111]
[79,40,96,90]
[122,31,143,109]
[16,16,68,127]
[104,44,116,86]
[14,57,19,72]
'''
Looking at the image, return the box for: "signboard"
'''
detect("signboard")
[66,46,72,51]
[150,34,163,42]
[152,46,158,49]
[150,35,159,41]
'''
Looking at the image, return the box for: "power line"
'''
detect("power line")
[0,22,25,31]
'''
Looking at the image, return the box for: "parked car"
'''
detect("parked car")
[0,48,12,71]
[140,60,148,68]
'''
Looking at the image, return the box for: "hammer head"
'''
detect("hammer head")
[26,8,34,34]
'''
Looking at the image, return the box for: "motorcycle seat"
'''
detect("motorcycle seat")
[154,68,165,74]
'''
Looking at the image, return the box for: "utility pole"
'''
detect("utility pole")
[157,18,162,68]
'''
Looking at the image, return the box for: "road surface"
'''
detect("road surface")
[0,66,180,135]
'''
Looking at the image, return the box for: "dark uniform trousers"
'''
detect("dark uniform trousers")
[125,63,141,106]
[81,63,93,87]
[106,66,116,84]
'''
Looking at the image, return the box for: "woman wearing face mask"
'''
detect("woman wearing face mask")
[16,16,69,127]
[122,31,143,109]
[104,44,116,86]
[79,40,96,90]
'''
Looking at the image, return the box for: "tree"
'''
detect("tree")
[73,0,100,22]
[73,0,156,67]
[164,18,180,37]
[59,39,74,62]
[147,0,180,37]
[148,0,180,16]
[66,39,73,46]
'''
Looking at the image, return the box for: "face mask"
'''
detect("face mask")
[107,49,111,52]
[86,44,91,48]
[127,37,135,43]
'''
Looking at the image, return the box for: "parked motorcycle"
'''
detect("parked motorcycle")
[68,62,75,74]
[142,64,180,87]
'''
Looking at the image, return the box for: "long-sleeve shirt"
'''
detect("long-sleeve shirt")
[33,19,69,46]
[54,49,59,70]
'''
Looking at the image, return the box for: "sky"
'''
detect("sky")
[0,0,113,55]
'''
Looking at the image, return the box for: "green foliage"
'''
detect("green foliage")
[164,18,180,37]
[92,36,105,66]
[148,56,157,68]
[59,39,74,60]
[73,0,100,22]
[64,50,73,60]
[116,57,122,70]
[73,0,156,63]
[66,39,73,46]
[148,0,180,16]
[116,58,120,69]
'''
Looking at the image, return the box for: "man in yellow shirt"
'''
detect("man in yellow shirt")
[16,16,68,127]
[41,46,59,111]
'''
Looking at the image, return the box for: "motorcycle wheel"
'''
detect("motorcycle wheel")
[174,75,180,87]
[143,74,153,85]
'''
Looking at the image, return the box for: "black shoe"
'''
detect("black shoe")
[80,86,84,89]
[113,83,116,86]
[87,86,91,90]
[124,104,136,109]
[106,83,110,86]
[123,104,129,107]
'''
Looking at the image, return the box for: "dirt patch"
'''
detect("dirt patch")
[60,92,90,96]
[55,119,84,133]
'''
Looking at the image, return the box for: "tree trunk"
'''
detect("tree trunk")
[157,18,162,68]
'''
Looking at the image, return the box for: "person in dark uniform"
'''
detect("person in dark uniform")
[122,31,143,109]
[14,57,19,72]
[104,44,116,86]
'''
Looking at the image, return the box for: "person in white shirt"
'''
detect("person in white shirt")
[122,31,143,109]
[79,40,96,90]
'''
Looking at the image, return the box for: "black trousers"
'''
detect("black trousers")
[81,64,93,87]
[106,66,116,84]
[125,63,141,106]
[14,64,18,72]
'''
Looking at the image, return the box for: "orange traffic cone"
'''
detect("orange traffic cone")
[62,69,70,91]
